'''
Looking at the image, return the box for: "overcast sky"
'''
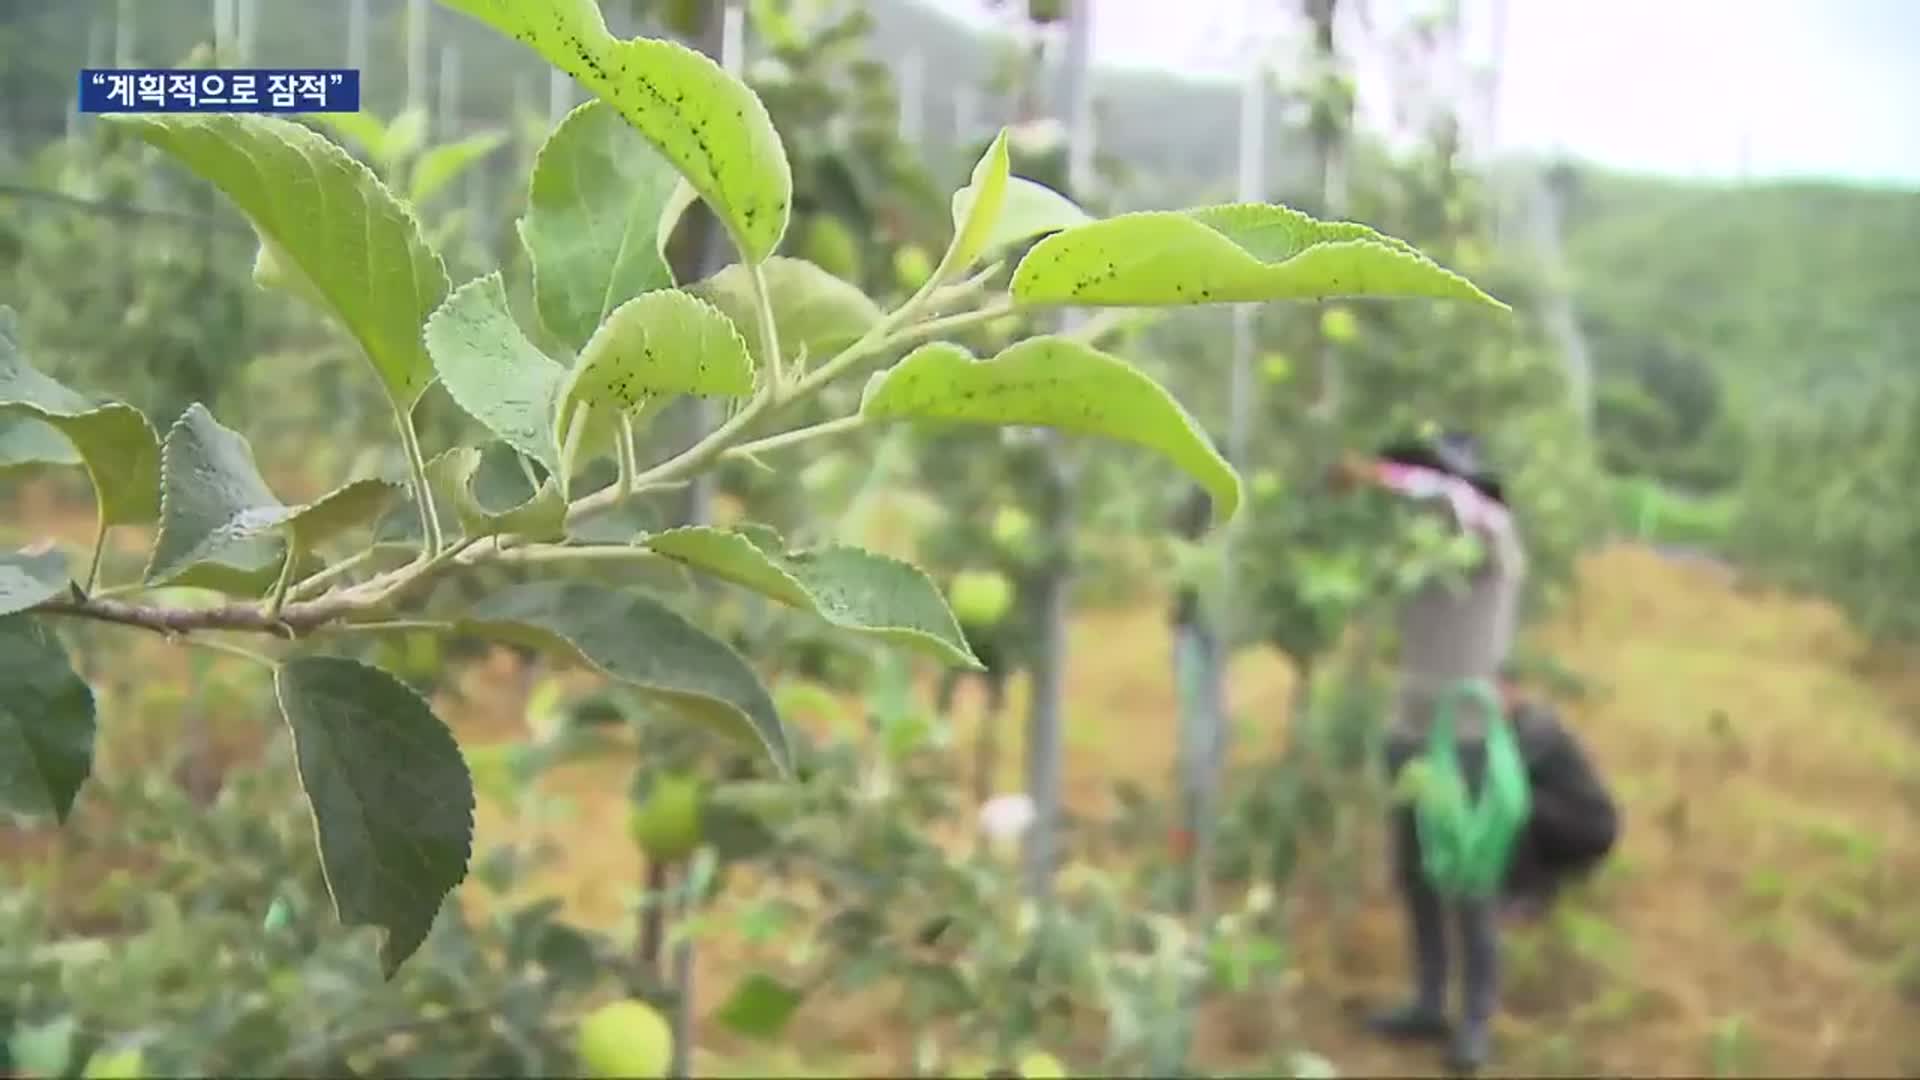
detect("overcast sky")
[925,0,1920,186]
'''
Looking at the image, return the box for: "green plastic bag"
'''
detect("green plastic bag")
[1411,678,1532,900]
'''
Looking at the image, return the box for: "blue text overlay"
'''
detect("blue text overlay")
[78,69,360,114]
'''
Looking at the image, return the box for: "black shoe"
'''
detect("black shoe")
[1446,1023,1491,1074]
[1364,1001,1452,1043]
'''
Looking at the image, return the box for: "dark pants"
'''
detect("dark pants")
[1384,731,1500,1031]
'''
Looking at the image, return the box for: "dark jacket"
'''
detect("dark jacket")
[1505,700,1620,895]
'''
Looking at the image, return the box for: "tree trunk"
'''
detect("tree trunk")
[1021,0,1094,905]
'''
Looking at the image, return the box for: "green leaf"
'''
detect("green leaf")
[564,497,660,545]
[980,177,1093,258]
[0,311,161,525]
[440,0,791,263]
[305,109,395,164]
[167,539,317,597]
[943,128,1011,276]
[425,444,566,542]
[425,273,568,472]
[644,525,981,669]
[0,615,96,823]
[460,583,790,775]
[696,257,881,369]
[381,107,432,169]
[861,337,1243,524]
[714,972,804,1040]
[275,656,474,978]
[7,1016,77,1080]
[114,113,452,409]
[410,130,506,206]
[0,414,79,468]
[518,100,681,351]
[560,289,755,419]
[147,405,401,585]
[0,549,69,616]
[1009,203,1509,309]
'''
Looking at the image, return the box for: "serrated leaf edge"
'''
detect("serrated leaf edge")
[114,113,453,407]
[645,525,984,670]
[273,656,474,978]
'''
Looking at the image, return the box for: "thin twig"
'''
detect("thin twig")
[35,593,351,636]
[289,546,385,601]
[723,415,867,461]
[320,619,456,635]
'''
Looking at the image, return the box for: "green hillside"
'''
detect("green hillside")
[1557,167,1920,488]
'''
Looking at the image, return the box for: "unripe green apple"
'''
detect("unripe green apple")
[628,774,702,863]
[661,0,705,37]
[894,244,935,291]
[575,999,672,1079]
[1019,1050,1067,1078]
[1320,305,1359,344]
[82,1047,145,1080]
[948,569,1014,628]
[1027,0,1066,23]
[803,215,861,282]
[990,505,1034,550]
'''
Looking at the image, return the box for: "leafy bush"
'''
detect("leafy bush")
[1,736,615,1079]
[1730,366,1920,641]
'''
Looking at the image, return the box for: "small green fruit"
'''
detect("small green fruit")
[1027,0,1066,22]
[948,569,1015,629]
[1261,351,1293,383]
[1251,469,1282,499]
[628,774,703,863]
[661,0,705,37]
[576,999,673,1079]
[894,244,935,291]
[1320,305,1359,344]
[82,1047,145,1080]
[1019,1050,1067,1079]
[804,215,862,282]
[990,505,1034,550]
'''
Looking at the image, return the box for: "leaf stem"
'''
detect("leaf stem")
[266,536,302,620]
[887,301,1018,351]
[83,513,109,594]
[485,542,670,566]
[514,450,543,493]
[289,545,384,601]
[616,413,639,500]
[557,400,591,500]
[394,406,443,557]
[565,385,774,527]
[746,260,785,390]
